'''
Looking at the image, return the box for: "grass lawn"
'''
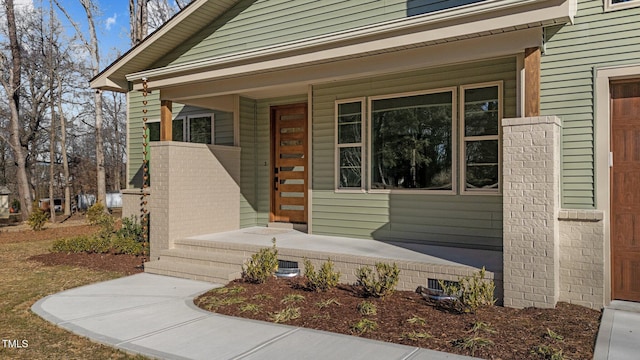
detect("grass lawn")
[0,235,147,360]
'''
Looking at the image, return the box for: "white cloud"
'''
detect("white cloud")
[106,13,117,31]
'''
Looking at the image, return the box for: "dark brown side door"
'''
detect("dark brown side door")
[611,80,640,302]
[271,103,308,224]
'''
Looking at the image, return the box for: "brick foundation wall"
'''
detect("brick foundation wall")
[558,210,605,309]
[149,142,241,260]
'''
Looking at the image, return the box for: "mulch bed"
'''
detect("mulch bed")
[29,252,144,275]
[195,277,601,360]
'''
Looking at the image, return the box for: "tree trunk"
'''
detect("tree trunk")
[79,0,106,208]
[57,80,72,216]
[48,2,57,222]
[4,0,33,220]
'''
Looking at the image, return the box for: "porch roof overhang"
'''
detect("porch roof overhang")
[92,0,576,98]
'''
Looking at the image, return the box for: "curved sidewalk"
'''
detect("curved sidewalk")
[33,273,476,360]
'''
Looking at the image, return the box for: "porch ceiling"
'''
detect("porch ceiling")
[131,0,575,99]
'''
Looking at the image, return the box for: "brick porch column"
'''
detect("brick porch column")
[502,116,561,308]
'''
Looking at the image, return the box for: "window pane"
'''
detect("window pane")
[189,116,211,144]
[339,147,362,188]
[465,140,499,190]
[337,102,362,144]
[371,92,453,190]
[464,86,499,137]
[172,119,183,142]
[147,122,160,142]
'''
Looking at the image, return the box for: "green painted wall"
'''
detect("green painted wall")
[239,94,308,228]
[312,57,517,249]
[128,91,235,187]
[155,0,425,68]
[540,0,640,208]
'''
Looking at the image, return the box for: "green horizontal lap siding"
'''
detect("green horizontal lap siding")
[157,0,411,68]
[311,58,516,249]
[540,0,640,209]
[240,97,257,227]
[239,94,308,228]
[128,91,161,188]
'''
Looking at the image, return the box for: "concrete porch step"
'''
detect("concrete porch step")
[144,259,242,284]
[157,248,245,270]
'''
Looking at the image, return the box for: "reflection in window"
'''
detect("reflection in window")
[189,116,212,144]
[371,91,453,190]
[148,122,160,142]
[462,85,500,191]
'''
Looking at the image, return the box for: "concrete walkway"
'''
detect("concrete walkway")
[594,300,640,360]
[33,273,477,360]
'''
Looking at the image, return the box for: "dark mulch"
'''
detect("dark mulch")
[29,252,144,275]
[195,277,601,360]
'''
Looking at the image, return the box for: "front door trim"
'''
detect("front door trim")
[595,64,640,304]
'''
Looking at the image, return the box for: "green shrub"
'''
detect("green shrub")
[51,234,143,256]
[110,235,144,255]
[27,205,49,231]
[117,216,144,242]
[51,235,110,254]
[356,262,400,298]
[439,267,496,313]
[86,202,115,234]
[357,301,377,316]
[304,258,341,291]
[242,238,278,284]
[351,319,378,334]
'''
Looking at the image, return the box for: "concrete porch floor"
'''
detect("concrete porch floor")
[187,226,503,274]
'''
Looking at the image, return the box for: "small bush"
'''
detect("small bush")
[351,319,378,334]
[86,202,107,225]
[242,238,278,284]
[117,216,144,242]
[27,205,49,231]
[269,306,300,323]
[357,301,377,316]
[453,336,494,356]
[356,262,400,298]
[51,235,110,254]
[531,345,564,360]
[110,235,144,255]
[439,267,496,313]
[51,234,143,256]
[304,258,341,291]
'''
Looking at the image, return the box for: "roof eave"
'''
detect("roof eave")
[90,0,242,91]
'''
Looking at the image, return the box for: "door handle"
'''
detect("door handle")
[274,167,279,191]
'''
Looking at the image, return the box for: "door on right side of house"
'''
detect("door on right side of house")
[611,80,640,302]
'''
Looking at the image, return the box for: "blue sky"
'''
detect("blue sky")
[53,0,133,64]
[9,0,135,66]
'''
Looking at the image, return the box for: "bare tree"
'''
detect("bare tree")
[0,0,33,220]
[55,0,107,208]
[130,0,192,45]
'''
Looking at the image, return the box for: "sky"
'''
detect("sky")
[11,0,135,66]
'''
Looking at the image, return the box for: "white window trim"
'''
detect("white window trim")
[367,87,457,195]
[186,113,214,144]
[459,81,503,195]
[604,0,640,12]
[335,98,366,192]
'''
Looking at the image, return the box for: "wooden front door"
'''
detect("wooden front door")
[611,80,640,302]
[271,103,308,224]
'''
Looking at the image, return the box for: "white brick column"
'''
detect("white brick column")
[502,116,561,308]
